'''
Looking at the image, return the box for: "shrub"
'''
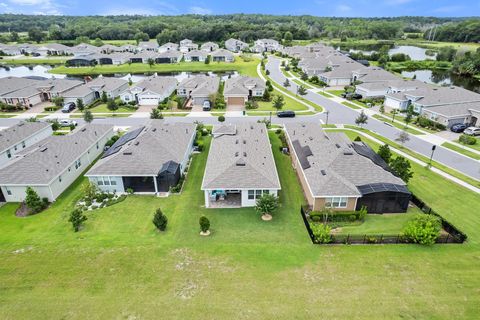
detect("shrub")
[105,195,127,207]
[105,135,120,147]
[403,214,441,245]
[255,194,279,218]
[310,223,332,243]
[218,115,225,122]
[199,216,210,232]
[459,134,476,145]
[153,208,168,231]
[126,188,134,194]
[354,136,362,142]
[69,208,87,232]
[24,187,46,214]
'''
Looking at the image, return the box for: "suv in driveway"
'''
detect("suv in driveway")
[464,127,480,136]
[450,123,467,133]
[202,100,211,111]
[61,102,75,113]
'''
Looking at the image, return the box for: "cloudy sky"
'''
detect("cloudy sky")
[0,0,478,16]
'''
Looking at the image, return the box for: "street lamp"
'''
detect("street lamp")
[325,110,330,125]
[429,145,436,167]
[392,110,397,123]
[269,111,272,125]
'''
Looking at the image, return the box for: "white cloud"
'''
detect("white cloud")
[385,0,414,5]
[103,1,178,16]
[6,0,62,14]
[189,6,212,15]
[336,4,352,12]
[433,5,464,13]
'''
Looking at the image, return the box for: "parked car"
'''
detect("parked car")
[61,102,75,113]
[450,123,467,133]
[58,119,77,127]
[277,110,296,118]
[202,100,211,111]
[342,93,362,100]
[464,127,480,136]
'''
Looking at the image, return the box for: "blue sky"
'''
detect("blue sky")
[0,0,479,16]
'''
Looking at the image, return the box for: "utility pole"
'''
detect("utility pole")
[325,110,330,125]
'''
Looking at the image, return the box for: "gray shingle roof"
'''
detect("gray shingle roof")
[202,123,280,190]
[285,123,406,197]
[0,124,113,185]
[224,76,265,96]
[0,121,51,153]
[405,85,480,107]
[86,121,196,176]
[178,75,219,97]
[129,76,177,96]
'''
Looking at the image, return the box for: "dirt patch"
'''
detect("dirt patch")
[15,202,32,217]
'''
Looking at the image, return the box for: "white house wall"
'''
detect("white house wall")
[241,189,278,207]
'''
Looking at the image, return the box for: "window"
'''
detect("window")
[6,188,12,196]
[248,190,255,200]
[325,197,348,208]
[97,178,104,186]
[110,179,117,186]
[248,190,270,200]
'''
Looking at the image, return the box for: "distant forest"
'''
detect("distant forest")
[0,14,478,44]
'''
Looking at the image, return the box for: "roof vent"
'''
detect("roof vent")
[335,143,340,148]
[235,152,239,157]
[40,147,48,152]
[243,140,246,144]
[343,149,353,155]
[235,139,239,144]
[236,158,246,166]
[243,152,247,157]
[134,141,139,146]
[152,128,157,132]
[123,151,132,155]
[81,128,86,132]
[321,170,326,176]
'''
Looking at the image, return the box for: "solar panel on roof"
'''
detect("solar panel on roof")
[102,126,145,158]
[357,183,410,195]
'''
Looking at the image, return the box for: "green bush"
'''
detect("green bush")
[105,195,127,207]
[199,216,210,232]
[403,214,441,245]
[69,208,87,232]
[459,134,476,145]
[44,106,60,112]
[218,115,225,122]
[309,210,360,223]
[153,208,168,231]
[310,223,332,244]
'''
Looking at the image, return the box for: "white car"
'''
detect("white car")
[464,127,480,136]
[58,119,78,127]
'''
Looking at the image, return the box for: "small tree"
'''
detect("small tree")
[283,78,290,87]
[25,187,44,214]
[83,110,93,123]
[51,120,60,131]
[272,94,285,110]
[150,108,164,119]
[390,156,413,183]
[395,131,410,147]
[297,85,308,97]
[107,99,118,115]
[403,214,441,245]
[404,112,413,127]
[199,216,210,234]
[262,89,271,102]
[310,223,332,244]
[265,69,270,75]
[69,208,87,232]
[379,105,385,114]
[101,91,108,103]
[76,98,85,111]
[218,115,225,122]
[355,110,368,127]
[147,58,155,68]
[255,193,279,221]
[83,181,99,201]
[301,72,308,81]
[152,208,168,231]
[52,96,64,107]
[377,144,392,164]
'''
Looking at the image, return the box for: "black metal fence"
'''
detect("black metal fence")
[301,194,467,245]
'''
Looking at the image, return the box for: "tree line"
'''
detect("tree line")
[0,14,465,44]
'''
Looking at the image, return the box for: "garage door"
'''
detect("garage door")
[139,97,158,105]
[227,97,244,106]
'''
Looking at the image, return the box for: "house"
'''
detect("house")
[71,43,100,56]
[351,66,399,83]
[65,54,98,67]
[158,42,179,53]
[285,123,410,213]
[184,49,208,62]
[120,44,137,53]
[225,38,248,52]
[422,102,480,128]
[211,49,235,62]
[179,39,198,53]
[0,121,52,169]
[0,124,114,202]
[96,53,131,65]
[120,76,177,106]
[0,44,22,56]
[177,75,220,106]
[155,50,182,64]
[137,41,159,52]
[34,43,71,56]
[253,39,280,52]
[200,42,219,52]
[99,44,123,54]
[223,76,265,107]
[0,78,83,107]
[86,122,196,194]
[201,123,281,208]
[356,79,425,99]
[317,60,364,87]
[128,51,158,64]
[62,76,129,106]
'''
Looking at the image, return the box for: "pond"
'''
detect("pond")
[401,69,480,93]
[389,46,436,61]
[0,65,238,83]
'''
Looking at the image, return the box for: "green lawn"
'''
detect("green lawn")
[0,131,480,318]
[256,91,310,111]
[50,58,260,77]
[372,114,424,135]
[342,101,362,110]
[335,210,420,235]
[326,89,344,97]
[442,142,480,160]
[0,57,68,65]
[452,137,480,152]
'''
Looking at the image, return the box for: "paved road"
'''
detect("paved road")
[0,57,478,181]
[265,56,480,181]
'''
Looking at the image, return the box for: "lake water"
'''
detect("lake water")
[389,46,436,61]
[401,69,480,93]
[0,65,238,83]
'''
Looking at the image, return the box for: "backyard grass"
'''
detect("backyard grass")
[0,57,68,65]
[441,142,480,160]
[0,131,479,318]
[372,114,424,135]
[50,58,260,77]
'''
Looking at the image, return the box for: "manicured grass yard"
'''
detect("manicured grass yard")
[372,114,424,135]
[0,131,479,319]
[442,142,480,160]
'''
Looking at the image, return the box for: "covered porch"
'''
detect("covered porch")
[205,190,242,208]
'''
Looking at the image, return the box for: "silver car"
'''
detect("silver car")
[464,127,480,136]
